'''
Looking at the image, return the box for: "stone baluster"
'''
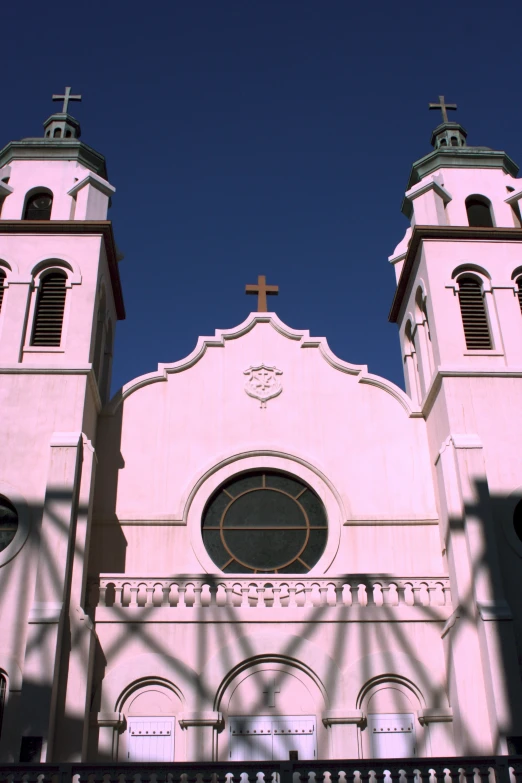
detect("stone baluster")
[145,583,155,607]
[287,583,297,607]
[129,582,139,607]
[177,583,187,607]
[372,583,383,606]
[224,583,235,606]
[240,582,250,607]
[272,583,282,607]
[428,581,444,606]
[256,583,266,607]
[114,582,123,607]
[98,582,108,607]
[208,584,217,606]
[442,582,451,606]
[419,582,430,606]
[349,582,360,605]
[359,583,368,606]
[161,582,171,607]
[193,582,203,607]
[319,582,329,606]
[303,582,313,607]
[403,582,415,606]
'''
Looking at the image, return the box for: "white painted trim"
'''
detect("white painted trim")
[30,257,82,285]
[0,482,32,568]
[105,313,419,417]
[185,451,345,576]
[67,171,116,198]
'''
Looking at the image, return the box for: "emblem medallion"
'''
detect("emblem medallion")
[244,364,283,408]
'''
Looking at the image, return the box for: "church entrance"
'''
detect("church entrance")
[229,716,316,761]
[127,717,175,761]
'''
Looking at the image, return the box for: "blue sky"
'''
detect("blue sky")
[3,1,522,392]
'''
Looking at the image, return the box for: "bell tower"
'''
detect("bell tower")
[0,90,124,762]
[388,98,522,754]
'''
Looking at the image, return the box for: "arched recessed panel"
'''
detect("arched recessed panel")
[465,195,494,228]
[202,471,327,574]
[0,270,5,313]
[23,190,53,221]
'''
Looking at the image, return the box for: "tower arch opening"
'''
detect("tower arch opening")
[465,194,494,227]
[23,188,53,220]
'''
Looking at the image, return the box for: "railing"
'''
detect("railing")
[0,757,520,783]
[89,576,451,610]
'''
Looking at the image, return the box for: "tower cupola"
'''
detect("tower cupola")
[43,87,82,140]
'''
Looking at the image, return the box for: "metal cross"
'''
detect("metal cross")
[52,86,82,114]
[263,678,280,708]
[428,95,457,124]
[245,275,279,312]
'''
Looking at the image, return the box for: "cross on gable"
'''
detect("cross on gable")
[245,275,279,312]
[262,678,280,708]
[428,95,457,124]
[52,86,82,114]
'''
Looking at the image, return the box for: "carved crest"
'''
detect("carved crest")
[244,364,283,408]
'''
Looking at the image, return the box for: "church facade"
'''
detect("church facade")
[1,95,522,765]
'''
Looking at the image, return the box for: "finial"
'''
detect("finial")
[245,275,279,312]
[52,86,82,114]
[429,95,457,124]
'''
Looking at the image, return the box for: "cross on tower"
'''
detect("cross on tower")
[245,275,279,312]
[263,678,280,708]
[52,86,82,114]
[428,95,457,124]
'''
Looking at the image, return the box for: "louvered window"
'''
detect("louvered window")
[0,270,5,313]
[517,277,522,315]
[458,276,492,350]
[31,272,67,346]
[0,675,5,740]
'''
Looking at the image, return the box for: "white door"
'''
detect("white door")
[229,716,316,761]
[272,717,316,760]
[368,713,416,759]
[127,717,175,761]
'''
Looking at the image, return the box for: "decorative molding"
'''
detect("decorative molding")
[389,225,522,323]
[50,431,82,448]
[179,711,223,729]
[322,709,364,726]
[344,517,439,526]
[94,711,124,728]
[0,220,125,319]
[477,600,513,621]
[28,601,63,624]
[106,313,419,417]
[0,180,13,197]
[67,171,115,198]
[451,433,483,450]
[417,707,453,725]
[244,364,283,408]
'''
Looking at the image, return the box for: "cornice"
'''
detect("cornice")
[389,225,522,323]
[406,147,519,189]
[0,138,108,179]
[0,220,125,319]
[106,312,419,416]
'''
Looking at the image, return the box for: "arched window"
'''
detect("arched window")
[53,128,61,138]
[23,191,53,221]
[0,270,5,313]
[31,271,67,347]
[458,275,492,349]
[440,138,447,146]
[465,195,494,227]
[0,495,18,553]
[450,136,458,147]
[92,289,107,381]
[100,319,113,402]
[202,471,327,574]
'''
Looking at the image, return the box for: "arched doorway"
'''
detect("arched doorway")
[216,659,327,761]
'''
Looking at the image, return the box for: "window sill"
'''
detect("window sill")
[23,346,65,353]
[463,350,504,356]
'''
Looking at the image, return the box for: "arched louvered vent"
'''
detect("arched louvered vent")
[516,278,522,315]
[458,276,492,350]
[31,272,67,346]
[24,191,53,221]
[0,270,5,313]
[0,674,5,740]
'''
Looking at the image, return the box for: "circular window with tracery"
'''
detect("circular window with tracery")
[202,471,327,574]
[0,496,18,553]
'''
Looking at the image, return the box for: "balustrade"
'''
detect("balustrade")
[0,756,519,783]
[90,576,451,611]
